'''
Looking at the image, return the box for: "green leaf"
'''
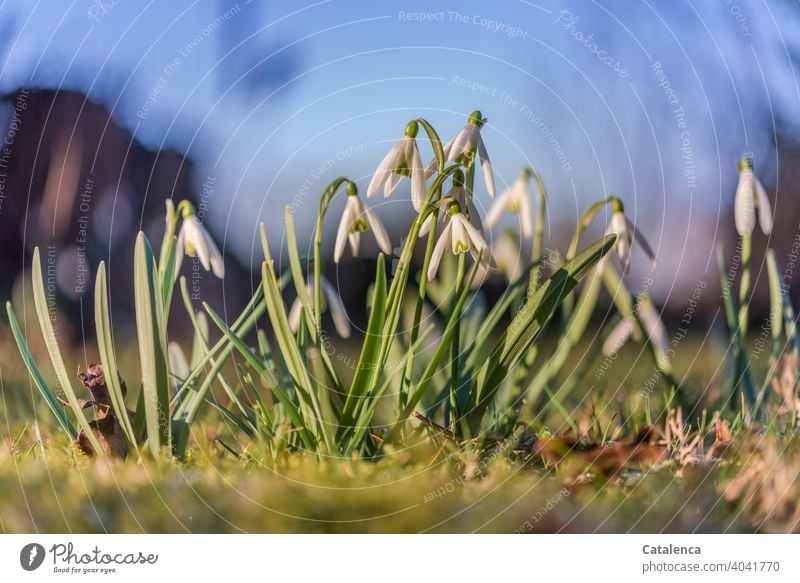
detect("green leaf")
[5,301,76,439]
[30,247,105,455]
[416,117,445,173]
[94,261,137,448]
[766,249,784,351]
[471,235,616,427]
[502,235,616,366]
[159,235,178,316]
[285,206,342,396]
[341,254,387,424]
[398,256,483,422]
[134,232,171,457]
[261,226,333,451]
[522,268,603,411]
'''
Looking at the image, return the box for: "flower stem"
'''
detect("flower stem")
[736,233,756,407]
[529,169,547,289]
[400,207,439,409]
[449,252,467,432]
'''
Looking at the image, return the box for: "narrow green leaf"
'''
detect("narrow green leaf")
[30,247,105,455]
[342,255,387,423]
[5,301,76,439]
[502,235,616,366]
[94,261,137,447]
[134,232,171,457]
[472,235,615,427]
[766,249,784,349]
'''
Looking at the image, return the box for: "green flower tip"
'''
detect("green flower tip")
[452,168,466,188]
[738,154,753,172]
[610,196,624,214]
[404,120,419,138]
[346,181,359,196]
[521,166,534,180]
[448,201,462,215]
[468,110,486,127]
[178,200,197,218]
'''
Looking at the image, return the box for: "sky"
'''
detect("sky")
[1,0,799,298]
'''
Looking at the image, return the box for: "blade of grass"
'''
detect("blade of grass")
[5,302,76,439]
[94,261,137,447]
[30,247,105,456]
[134,233,171,457]
[341,255,387,426]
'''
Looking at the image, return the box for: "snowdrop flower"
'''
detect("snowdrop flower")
[334,182,392,263]
[367,120,426,211]
[471,229,522,289]
[176,202,224,278]
[599,198,655,274]
[734,155,773,237]
[429,110,495,197]
[493,229,523,282]
[288,276,351,338]
[168,341,190,383]
[419,170,483,237]
[485,167,534,238]
[427,201,488,281]
[602,294,668,356]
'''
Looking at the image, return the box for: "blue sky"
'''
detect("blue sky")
[1,0,799,293]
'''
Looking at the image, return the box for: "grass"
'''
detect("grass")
[0,423,796,533]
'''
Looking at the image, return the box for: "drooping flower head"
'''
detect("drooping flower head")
[334,181,392,263]
[600,197,656,275]
[602,294,668,357]
[367,120,426,211]
[486,166,534,238]
[176,201,225,278]
[428,200,489,281]
[419,169,483,237]
[734,154,773,237]
[430,110,495,197]
[289,276,351,338]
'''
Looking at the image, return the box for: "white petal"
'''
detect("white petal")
[734,169,755,236]
[410,142,426,212]
[320,277,351,338]
[168,341,190,382]
[428,222,452,281]
[470,260,490,289]
[460,215,488,255]
[753,176,773,235]
[451,216,468,254]
[365,206,392,254]
[367,142,400,198]
[419,212,436,237]
[640,299,669,354]
[611,213,630,272]
[348,232,361,257]
[467,197,484,234]
[603,317,634,356]
[494,232,522,281]
[485,186,512,229]
[334,199,354,263]
[477,134,495,197]
[384,171,403,197]
[519,186,534,239]
[288,298,303,333]
[203,230,225,278]
[189,219,212,271]
[446,126,471,162]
